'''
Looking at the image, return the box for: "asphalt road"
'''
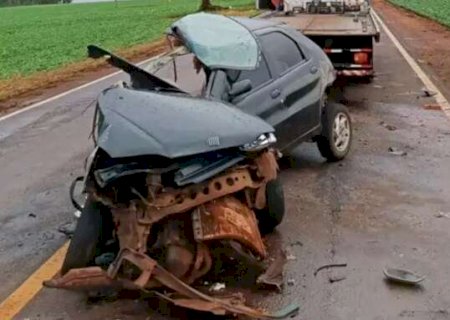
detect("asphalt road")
[1,12,450,320]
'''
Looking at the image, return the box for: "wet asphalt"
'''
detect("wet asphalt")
[1,15,450,320]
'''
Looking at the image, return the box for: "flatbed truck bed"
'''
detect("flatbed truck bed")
[270,10,381,77]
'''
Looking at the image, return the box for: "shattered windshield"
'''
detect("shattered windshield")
[171,13,261,71]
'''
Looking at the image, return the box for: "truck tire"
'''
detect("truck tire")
[61,197,104,275]
[255,178,285,234]
[316,102,352,162]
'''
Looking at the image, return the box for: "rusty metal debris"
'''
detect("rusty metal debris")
[45,150,300,318]
[193,196,266,258]
[46,248,299,319]
[257,250,287,291]
[423,103,442,111]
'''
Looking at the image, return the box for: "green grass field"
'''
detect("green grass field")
[389,0,450,28]
[0,0,253,79]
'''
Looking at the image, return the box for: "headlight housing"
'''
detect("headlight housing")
[240,133,277,152]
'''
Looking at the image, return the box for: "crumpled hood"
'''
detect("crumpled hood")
[170,13,261,70]
[96,87,274,159]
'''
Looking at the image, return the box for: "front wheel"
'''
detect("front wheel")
[255,178,285,234]
[61,197,105,275]
[316,102,352,162]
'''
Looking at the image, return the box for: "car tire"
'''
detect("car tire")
[316,102,352,162]
[255,178,285,234]
[61,197,104,275]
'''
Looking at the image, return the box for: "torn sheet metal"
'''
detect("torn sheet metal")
[193,196,267,258]
[45,249,299,319]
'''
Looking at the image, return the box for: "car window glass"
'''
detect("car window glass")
[260,32,304,76]
[231,57,271,89]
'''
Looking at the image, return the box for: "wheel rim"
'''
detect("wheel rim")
[332,112,351,152]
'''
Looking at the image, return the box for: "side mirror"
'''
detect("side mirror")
[229,79,252,98]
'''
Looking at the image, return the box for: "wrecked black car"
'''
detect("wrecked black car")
[166,13,352,160]
[45,13,351,319]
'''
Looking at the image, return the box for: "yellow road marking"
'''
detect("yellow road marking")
[0,242,69,320]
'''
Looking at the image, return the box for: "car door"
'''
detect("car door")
[228,55,291,149]
[258,30,322,149]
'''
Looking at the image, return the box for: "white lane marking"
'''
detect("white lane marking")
[372,9,450,119]
[0,55,158,123]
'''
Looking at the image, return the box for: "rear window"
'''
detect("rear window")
[260,32,304,76]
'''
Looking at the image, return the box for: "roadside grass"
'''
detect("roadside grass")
[0,0,255,106]
[388,0,450,28]
[0,0,253,79]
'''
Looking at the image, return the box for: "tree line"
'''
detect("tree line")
[1,0,213,9]
[0,0,71,7]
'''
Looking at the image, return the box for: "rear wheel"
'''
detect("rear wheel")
[316,102,352,162]
[61,197,105,275]
[255,178,285,234]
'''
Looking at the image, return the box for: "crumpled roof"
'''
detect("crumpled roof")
[170,13,261,71]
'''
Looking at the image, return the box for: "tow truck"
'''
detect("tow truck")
[258,0,380,78]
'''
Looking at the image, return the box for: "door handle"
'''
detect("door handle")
[271,89,281,99]
[310,66,319,74]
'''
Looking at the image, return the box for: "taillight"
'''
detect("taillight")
[354,52,369,64]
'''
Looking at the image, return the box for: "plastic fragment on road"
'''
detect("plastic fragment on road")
[435,211,450,219]
[383,268,425,285]
[388,147,407,156]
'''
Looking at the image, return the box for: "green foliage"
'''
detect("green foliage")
[389,0,450,28]
[0,0,253,79]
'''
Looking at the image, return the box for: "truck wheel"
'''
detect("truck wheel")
[255,178,285,234]
[316,102,352,162]
[61,197,104,275]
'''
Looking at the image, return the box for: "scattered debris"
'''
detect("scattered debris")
[383,268,425,285]
[435,211,450,219]
[290,240,303,247]
[74,210,82,219]
[28,212,36,218]
[380,121,397,131]
[287,279,296,286]
[388,147,407,156]
[423,103,442,111]
[95,252,116,267]
[286,253,297,261]
[257,250,286,291]
[209,283,226,292]
[314,263,347,277]
[421,87,437,97]
[373,85,384,89]
[57,221,77,237]
[328,275,346,283]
